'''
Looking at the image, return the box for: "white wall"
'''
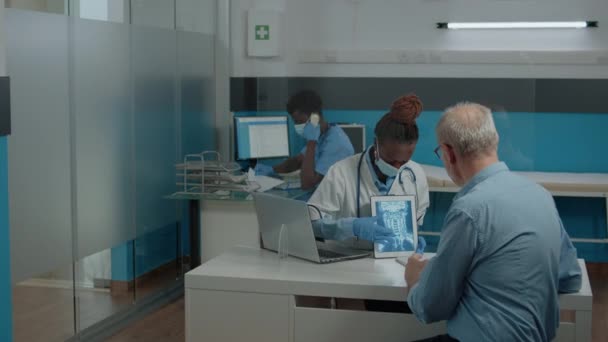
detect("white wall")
[0,0,6,76]
[230,0,608,78]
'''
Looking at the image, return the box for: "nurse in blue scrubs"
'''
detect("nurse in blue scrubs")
[256,90,355,190]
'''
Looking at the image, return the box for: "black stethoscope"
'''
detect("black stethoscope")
[356,146,418,218]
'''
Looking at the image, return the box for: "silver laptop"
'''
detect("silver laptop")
[253,193,371,264]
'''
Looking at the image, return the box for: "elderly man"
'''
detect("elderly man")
[405,102,582,342]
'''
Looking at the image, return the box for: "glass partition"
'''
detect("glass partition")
[71,15,137,330]
[72,13,134,265]
[6,8,73,288]
[130,0,175,29]
[131,23,180,300]
[7,0,218,339]
[6,10,76,341]
[5,0,66,14]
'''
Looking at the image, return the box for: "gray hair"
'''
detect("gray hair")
[436,102,499,158]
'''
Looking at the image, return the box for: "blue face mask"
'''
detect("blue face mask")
[375,145,400,177]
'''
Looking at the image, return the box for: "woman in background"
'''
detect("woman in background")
[256,90,355,190]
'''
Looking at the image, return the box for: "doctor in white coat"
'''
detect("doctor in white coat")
[308,93,430,246]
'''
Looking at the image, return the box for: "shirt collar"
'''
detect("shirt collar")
[454,161,508,200]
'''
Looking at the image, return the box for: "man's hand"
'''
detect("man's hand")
[405,254,428,290]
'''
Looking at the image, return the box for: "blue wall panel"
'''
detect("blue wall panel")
[0,137,12,341]
[111,243,133,282]
[135,223,177,277]
[237,109,608,261]
[111,223,179,281]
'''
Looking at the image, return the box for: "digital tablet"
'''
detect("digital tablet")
[370,195,418,258]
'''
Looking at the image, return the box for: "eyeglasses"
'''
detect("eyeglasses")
[434,146,441,159]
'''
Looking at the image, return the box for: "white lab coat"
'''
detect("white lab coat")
[308,150,430,225]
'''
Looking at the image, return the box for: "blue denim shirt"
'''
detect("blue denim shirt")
[407,162,582,342]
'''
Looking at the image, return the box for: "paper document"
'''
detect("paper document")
[248,168,285,192]
[276,180,301,190]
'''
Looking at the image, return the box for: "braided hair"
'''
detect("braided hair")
[374,93,423,144]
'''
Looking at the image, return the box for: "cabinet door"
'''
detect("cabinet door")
[186,289,289,342]
[294,307,446,342]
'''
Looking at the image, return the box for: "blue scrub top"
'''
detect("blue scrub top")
[301,124,354,176]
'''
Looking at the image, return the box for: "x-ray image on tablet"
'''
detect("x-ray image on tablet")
[371,195,418,258]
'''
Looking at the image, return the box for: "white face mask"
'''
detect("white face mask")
[294,113,319,137]
[294,123,306,136]
[375,144,401,177]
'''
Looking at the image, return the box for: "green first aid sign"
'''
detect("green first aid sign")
[255,25,270,40]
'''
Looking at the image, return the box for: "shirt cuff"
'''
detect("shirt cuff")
[406,282,418,304]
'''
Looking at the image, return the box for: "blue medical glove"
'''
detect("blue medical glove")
[352,216,394,241]
[415,236,426,254]
[314,218,356,241]
[302,122,321,142]
[254,163,276,177]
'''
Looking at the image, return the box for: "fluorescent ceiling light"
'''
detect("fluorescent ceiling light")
[437,21,598,30]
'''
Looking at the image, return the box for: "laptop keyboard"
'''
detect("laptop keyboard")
[318,249,347,259]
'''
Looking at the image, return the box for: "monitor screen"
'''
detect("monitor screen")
[235,116,290,160]
[338,124,366,154]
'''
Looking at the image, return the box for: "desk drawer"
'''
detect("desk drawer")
[294,306,446,342]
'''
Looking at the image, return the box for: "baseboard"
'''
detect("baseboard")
[111,256,189,294]
[18,278,108,293]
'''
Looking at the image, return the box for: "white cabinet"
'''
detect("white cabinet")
[186,289,289,342]
[199,200,260,262]
[294,306,445,342]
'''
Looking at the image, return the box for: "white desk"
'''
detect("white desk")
[185,246,593,342]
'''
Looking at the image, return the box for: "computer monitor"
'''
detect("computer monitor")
[234,116,290,160]
[338,124,366,154]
